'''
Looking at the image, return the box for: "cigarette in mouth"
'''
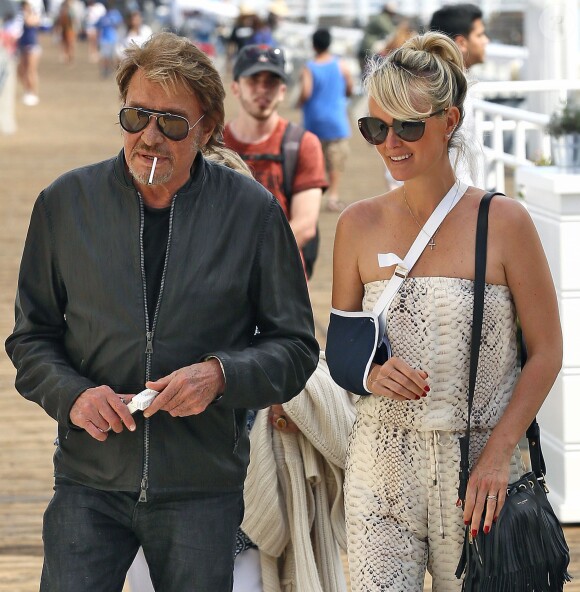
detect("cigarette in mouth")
[148,157,157,185]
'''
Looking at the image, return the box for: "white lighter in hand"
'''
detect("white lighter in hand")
[127,388,159,414]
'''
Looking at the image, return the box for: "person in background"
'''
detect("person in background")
[228,4,256,59]
[116,9,152,60]
[16,0,41,106]
[429,3,489,186]
[299,27,353,212]
[266,0,288,44]
[377,19,416,57]
[6,31,318,592]
[357,1,397,74]
[224,44,326,279]
[1,6,20,132]
[54,0,82,64]
[84,0,105,63]
[329,31,561,591]
[248,15,274,47]
[429,3,488,69]
[96,0,122,77]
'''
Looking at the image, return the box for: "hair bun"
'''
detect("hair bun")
[406,31,465,71]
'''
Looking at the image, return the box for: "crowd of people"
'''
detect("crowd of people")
[2,2,565,592]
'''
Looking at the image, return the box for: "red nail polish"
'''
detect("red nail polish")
[483,526,490,534]
[493,516,497,523]
[424,385,430,392]
[471,529,478,537]
[464,520,470,525]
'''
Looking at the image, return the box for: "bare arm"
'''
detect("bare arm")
[340,59,354,97]
[463,197,562,534]
[289,187,321,248]
[297,66,313,107]
[331,204,428,400]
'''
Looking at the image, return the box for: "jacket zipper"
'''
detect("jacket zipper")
[137,192,176,503]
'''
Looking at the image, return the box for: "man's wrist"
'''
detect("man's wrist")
[203,356,226,403]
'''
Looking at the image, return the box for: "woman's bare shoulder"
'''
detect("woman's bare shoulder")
[463,189,529,224]
[338,191,395,229]
[487,193,532,234]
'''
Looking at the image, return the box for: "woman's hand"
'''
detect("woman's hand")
[269,404,300,433]
[462,447,512,537]
[366,357,429,401]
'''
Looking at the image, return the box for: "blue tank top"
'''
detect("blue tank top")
[302,57,350,141]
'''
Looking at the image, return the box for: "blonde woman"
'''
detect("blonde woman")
[329,32,561,591]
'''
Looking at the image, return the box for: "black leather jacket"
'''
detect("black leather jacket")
[6,150,319,497]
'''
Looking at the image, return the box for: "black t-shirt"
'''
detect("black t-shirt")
[143,204,171,323]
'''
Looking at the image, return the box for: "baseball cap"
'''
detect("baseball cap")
[233,45,288,82]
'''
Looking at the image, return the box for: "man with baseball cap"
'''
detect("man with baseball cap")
[225,44,327,279]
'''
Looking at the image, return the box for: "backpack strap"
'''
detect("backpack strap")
[280,122,306,203]
[237,122,305,204]
[239,153,283,162]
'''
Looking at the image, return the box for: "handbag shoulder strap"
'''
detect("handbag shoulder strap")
[520,338,547,478]
[373,180,468,319]
[458,192,546,502]
[458,191,496,502]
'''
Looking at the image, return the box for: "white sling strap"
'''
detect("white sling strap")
[372,180,469,336]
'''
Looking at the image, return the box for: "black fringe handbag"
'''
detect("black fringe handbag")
[455,193,572,592]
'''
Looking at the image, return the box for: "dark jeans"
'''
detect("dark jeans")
[40,482,243,592]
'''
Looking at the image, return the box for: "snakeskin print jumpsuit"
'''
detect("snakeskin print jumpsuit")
[345,278,525,592]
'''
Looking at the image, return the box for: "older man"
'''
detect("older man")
[6,32,318,592]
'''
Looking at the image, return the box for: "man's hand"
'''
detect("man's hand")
[70,386,136,442]
[143,359,225,418]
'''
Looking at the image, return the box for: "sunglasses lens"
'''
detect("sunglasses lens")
[396,120,426,142]
[120,108,190,141]
[120,108,149,133]
[358,117,387,145]
[245,46,283,64]
[158,115,189,141]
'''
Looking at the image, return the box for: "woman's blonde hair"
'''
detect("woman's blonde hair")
[363,31,468,137]
[203,146,253,178]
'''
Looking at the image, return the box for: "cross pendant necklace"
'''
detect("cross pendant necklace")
[402,187,439,249]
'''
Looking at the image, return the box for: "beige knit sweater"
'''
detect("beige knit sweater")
[241,354,357,592]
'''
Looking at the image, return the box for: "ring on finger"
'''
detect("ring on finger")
[276,416,287,429]
[486,494,498,501]
[120,397,126,404]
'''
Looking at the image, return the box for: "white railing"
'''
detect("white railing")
[471,80,580,193]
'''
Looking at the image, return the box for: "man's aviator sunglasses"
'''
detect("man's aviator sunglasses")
[358,109,447,145]
[119,107,205,141]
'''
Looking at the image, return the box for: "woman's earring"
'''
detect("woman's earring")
[446,126,457,140]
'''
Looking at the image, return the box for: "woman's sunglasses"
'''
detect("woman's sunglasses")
[119,107,204,141]
[358,109,447,145]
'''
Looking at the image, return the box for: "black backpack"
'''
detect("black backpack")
[240,122,320,279]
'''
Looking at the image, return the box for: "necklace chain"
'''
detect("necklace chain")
[402,181,459,250]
